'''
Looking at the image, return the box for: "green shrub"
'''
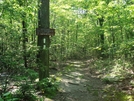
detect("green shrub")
[14,83,37,101]
[0,92,19,101]
[37,77,59,97]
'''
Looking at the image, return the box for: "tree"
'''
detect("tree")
[37,0,50,80]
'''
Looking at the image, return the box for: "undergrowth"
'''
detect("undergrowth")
[91,58,134,101]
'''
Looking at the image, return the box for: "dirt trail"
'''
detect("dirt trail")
[52,60,106,101]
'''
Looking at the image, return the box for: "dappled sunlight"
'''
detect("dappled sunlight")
[51,59,134,101]
[70,71,82,77]
[102,60,133,83]
[66,60,85,67]
[53,60,106,101]
[1,0,134,100]
[73,64,81,67]
[59,71,87,93]
[42,98,54,101]
[68,61,83,64]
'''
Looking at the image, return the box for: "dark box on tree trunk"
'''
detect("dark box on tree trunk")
[36,28,55,36]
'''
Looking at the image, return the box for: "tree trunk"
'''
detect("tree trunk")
[22,20,27,68]
[37,0,50,80]
[98,16,105,58]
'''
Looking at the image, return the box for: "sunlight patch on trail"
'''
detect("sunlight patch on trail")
[70,72,82,76]
[53,60,106,101]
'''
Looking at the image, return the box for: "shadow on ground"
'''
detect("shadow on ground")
[51,60,105,101]
[46,59,134,101]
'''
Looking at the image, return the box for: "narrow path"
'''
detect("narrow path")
[53,60,106,101]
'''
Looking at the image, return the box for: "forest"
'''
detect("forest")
[0,0,134,101]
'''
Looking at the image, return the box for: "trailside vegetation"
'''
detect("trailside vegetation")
[0,0,134,100]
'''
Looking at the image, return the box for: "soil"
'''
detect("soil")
[48,60,107,101]
[1,59,132,101]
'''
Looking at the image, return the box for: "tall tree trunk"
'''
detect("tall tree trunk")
[22,20,27,68]
[99,17,104,45]
[21,0,28,68]
[98,16,105,58]
[37,0,50,80]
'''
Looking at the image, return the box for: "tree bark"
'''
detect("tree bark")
[37,0,50,80]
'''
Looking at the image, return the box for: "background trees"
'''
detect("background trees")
[0,0,38,69]
[1,0,134,70]
[0,0,134,100]
[50,0,134,61]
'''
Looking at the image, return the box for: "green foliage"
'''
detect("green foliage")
[103,89,133,101]
[24,69,39,83]
[1,0,134,100]
[0,92,19,101]
[50,0,134,60]
[0,69,38,101]
[14,83,37,101]
[37,77,59,97]
[91,58,133,84]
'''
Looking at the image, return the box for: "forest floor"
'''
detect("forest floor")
[1,59,134,101]
[52,59,105,101]
[46,59,134,101]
